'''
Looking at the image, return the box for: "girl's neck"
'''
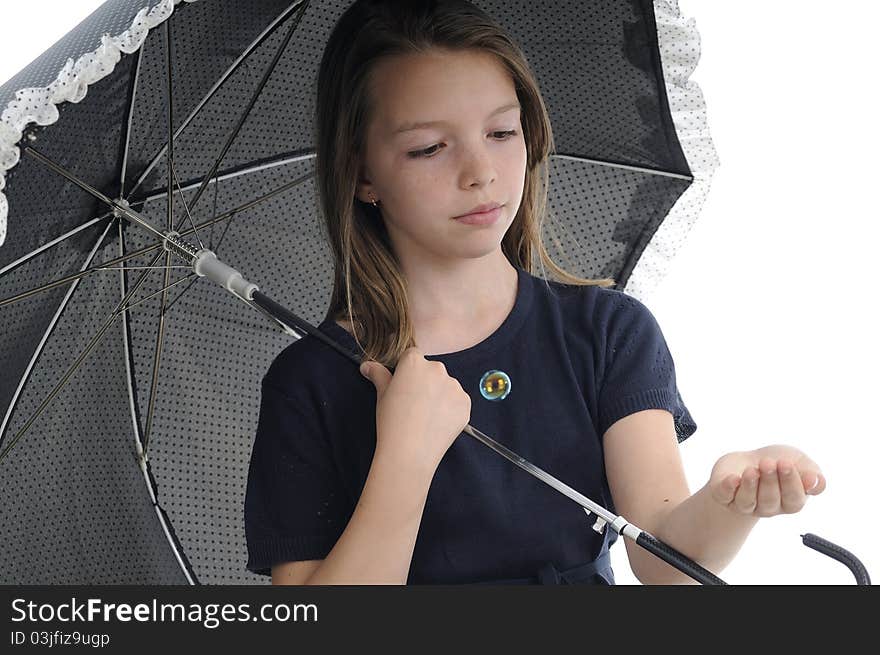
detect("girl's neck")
[407,257,518,355]
[404,254,517,324]
[335,257,519,356]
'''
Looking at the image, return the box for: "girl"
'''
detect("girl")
[244,0,825,585]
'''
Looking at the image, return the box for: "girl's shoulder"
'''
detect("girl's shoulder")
[334,318,355,337]
[264,321,354,391]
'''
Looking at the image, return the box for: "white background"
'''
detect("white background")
[0,1,876,585]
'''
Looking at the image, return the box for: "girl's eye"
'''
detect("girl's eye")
[407,130,518,159]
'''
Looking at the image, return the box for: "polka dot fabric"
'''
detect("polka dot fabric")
[0,0,716,583]
[626,0,720,303]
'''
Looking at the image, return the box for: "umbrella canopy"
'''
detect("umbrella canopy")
[0,0,718,584]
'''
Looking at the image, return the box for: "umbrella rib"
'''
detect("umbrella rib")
[209,175,218,249]
[170,161,204,249]
[122,273,199,313]
[94,266,191,271]
[0,212,112,278]
[161,196,235,313]
[152,154,236,313]
[182,5,306,217]
[125,0,308,200]
[164,20,174,235]
[176,168,312,235]
[209,199,236,253]
[0,171,312,308]
[160,170,231,313]
[117,219,145,461]
[0,247,164,463]
[131,151,314,207]
[118,46,144,198]
[117,243,202,588]
[23,147,167,243]
[163,249,221,314]
[551,153,694,181]
[125,151,684,236]
[139,22,178,455]
[142,253,173,456]
[0,256,186,308]
[0,218,115,447]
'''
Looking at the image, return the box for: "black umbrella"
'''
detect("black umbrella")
[3,0,860,586]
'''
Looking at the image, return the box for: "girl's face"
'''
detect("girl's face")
[356,48,528,265]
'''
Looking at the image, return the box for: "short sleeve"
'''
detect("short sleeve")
[596,291,697,443]
[244,380,348,576]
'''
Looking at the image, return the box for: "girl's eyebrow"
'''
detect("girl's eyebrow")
[392,102,521,135]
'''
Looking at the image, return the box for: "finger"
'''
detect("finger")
[755,457,781,517]
[793,452,820,472]
[793,453,823,491]
[798,468,825,495]
[733,466,759,514]
[805,471,826,495]
[778,458,807,514]
[713,473,741,505]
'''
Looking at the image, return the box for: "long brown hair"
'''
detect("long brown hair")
[314,0,615,368]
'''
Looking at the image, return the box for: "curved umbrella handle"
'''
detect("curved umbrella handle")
[801,533,871,585]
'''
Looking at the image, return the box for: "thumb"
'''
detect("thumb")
[359,360,391,395]
[710,473,742,506]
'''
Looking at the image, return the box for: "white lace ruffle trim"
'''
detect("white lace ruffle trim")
[626,0,721,302]
[0,0,199,247]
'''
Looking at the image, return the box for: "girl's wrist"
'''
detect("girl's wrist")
[371,445,437,491]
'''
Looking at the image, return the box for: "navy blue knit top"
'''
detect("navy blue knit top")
[244,264,697,583]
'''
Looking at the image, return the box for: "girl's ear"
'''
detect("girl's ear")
[355,179,376,205]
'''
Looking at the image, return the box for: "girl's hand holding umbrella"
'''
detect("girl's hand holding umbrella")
[359,347,472,482]
[709,445,826,516]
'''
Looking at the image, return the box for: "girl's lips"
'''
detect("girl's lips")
[453,205,502,226]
